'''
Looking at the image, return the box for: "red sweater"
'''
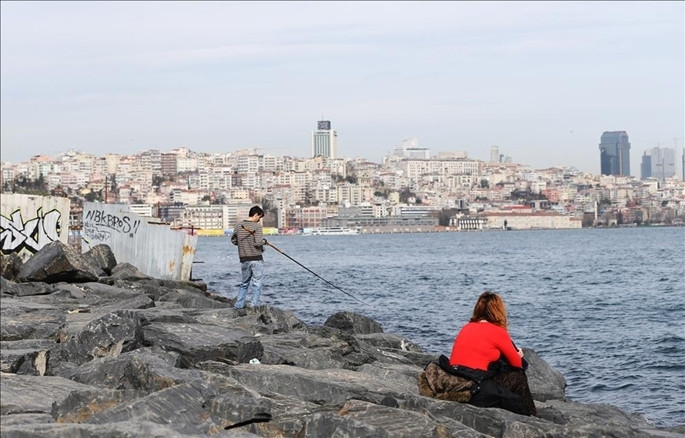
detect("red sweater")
[449,321,522,371]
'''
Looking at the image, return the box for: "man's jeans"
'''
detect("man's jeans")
[235,260,264,309]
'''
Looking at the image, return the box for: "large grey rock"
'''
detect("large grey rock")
[17,241,101,283]
[0,278,55,297]
[104,277,228,310]
[258,332,349,369]
[133,306,200,324]
[354,332,423,352]
[524,348,567,401]
[83,383,220,435]
[0,253,23,281]
[539,398,655,430]
[354,332,437,368]
[61,310,146,365]
[67,368,263,434]
[70,349,185,392]
[324,311,384,334]
[82,244,118,275]
[106,262,151,281]
[0,413,55,426]
[46,281,154,314]
[402,394,554,438]
[193,306,305,335]
[158,278,208,292]
[142,322,263,366]
[156,288,237,309]
[305,398,489,438]
[0,421,207,438]
[16,283,154,341]
[211,363,415,407]
[356,362,422,393]
[207,388,324,437]
[0,299,66,341]
[0,373,95,415]
[0,339,57,375]
[50,388,144,423]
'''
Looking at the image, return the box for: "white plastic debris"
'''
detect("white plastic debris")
[249,358,261,365]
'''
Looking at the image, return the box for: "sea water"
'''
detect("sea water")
[193,226,685,428]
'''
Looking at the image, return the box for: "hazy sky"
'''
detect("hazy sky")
[1,1,683,174]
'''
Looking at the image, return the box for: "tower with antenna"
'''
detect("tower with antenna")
[312,118,338,158]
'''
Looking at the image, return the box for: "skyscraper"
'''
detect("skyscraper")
[490,145,500,163]
[311,120,338,158]
[640,152,652,179]
[599,131,631,176]
[641,146,676,180]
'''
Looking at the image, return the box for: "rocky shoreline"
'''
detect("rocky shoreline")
[1,242,683,437]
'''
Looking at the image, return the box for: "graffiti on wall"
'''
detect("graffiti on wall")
[82,208,142,245]
[0,208,63,255]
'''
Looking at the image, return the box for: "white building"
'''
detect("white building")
[312,120,338,158]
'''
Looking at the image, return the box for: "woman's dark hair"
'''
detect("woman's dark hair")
[470,291,508,329]
[249,206,264,217]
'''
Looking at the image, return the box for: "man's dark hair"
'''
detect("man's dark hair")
[249,206,264,217]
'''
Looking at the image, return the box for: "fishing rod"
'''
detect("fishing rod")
[240,225,371,306]
[266,240,372,306]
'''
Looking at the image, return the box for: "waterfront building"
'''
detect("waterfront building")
[450,215,488,231]
[479,211,582,230]
[312,120,338,158]
[599,131,631,176]
[323,214,439,233]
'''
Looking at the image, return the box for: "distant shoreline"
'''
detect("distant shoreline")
[188,223,684,237]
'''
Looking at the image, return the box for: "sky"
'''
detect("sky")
[1,1,683,175]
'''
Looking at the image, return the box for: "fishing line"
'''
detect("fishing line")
[240,225,372,307]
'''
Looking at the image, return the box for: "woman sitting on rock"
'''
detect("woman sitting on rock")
[449,291,536,416]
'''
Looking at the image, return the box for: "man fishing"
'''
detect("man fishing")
[231,206,370,308]
[230,206,267,309]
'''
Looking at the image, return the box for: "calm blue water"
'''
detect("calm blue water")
[193,227,685,428]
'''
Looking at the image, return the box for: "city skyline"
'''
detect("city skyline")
[1,2,683,173]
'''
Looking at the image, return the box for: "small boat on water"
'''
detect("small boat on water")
[307,227,360,235]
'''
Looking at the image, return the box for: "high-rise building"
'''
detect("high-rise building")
[641,146,676,180]
[490,145,500,163]
[640,152,652,179]
[312,120,338,158]
[599,131,631,176]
